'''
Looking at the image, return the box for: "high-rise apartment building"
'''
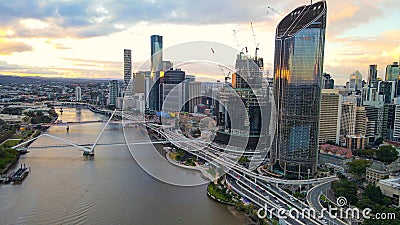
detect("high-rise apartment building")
[75,86,82,102]
[341,101,356,138]
[273,1,327,176]
[109,80,119,106]
[124,49,132,95]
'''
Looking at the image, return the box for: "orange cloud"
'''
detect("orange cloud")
[0,38,33,55]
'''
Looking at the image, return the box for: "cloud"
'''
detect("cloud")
[324,29,400,82]
[0,60,59,75]
[0,0,397,40]
[0,38,33,55]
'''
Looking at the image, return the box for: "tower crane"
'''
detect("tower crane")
[267,6,283,16]
[250,22,260,60]
[210,48,231,84]
[233,29,248,55]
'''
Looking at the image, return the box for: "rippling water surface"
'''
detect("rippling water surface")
[0,107,245,225]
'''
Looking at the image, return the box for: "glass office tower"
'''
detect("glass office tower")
[273,1,327,176]
[151,35,163,73]
[148,35,163,111]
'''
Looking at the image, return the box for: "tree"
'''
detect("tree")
[332,178,358,205]
[376,145,398,163]
[364,185,384,204]
[347,160,372,179]
[358,149,375,158]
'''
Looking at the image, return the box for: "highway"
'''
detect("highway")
[147,124,341,224]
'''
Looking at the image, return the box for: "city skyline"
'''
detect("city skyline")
[0,0,398,85]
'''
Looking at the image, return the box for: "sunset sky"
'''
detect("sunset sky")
[0,0,399,85]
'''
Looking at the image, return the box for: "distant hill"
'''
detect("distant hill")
[0,75,121,85]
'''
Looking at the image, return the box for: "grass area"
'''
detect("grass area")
[0,148,19,172]
[169,152,178,161]
[207,182,236,204]
[2,139,22,148]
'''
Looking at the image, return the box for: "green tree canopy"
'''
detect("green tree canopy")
[376,145,398,163]
[347,160,372,178]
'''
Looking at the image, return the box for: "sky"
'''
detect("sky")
[0,0,399,85]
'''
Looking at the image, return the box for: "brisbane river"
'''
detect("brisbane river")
[0,107,247,224]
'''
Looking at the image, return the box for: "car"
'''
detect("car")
[290,197,295,201]
[266,184,271,187]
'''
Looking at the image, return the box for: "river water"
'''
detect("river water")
[0,107,246,225]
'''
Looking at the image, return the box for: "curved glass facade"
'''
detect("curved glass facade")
[273,1,327,176]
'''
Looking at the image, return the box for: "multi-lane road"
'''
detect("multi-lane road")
[146,124,345,224]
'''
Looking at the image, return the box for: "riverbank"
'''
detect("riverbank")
[0,129,42,175]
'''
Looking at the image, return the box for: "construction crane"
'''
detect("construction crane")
[233,29,247,55]
[211,48,231,84]
[267,6,283,16]
[250,22,260,60]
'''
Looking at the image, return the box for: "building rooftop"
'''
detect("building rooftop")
[276,1,326,38]
[319,144,352,158]
[379,177,400,190]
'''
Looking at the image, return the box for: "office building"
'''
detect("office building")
[368,64,378,87]
[382,104,396,140]
[319,89,342,144]
[133,71,147,93]
[160,69,186,112]
[378,81,396,104]
[148,35,163,112]
[385,62,399,81]
[322,73,334,89]
[151,35,163,73]
[392,104,400,141]
[349,71,363,91]
[184,81,202,113]
[163,61,173,71]
[273,1,327,176]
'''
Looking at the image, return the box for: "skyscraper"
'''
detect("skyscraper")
[385,62,399,81]
[349,71,363,91]
[368,64,378,87]
[319,89,342,145]
[124,49,132,95]
[322,73,334,89]
[160,69,186,112]
[273,1,327,176]
[75,86,82,102]
[151,35,163,73]
[148,35,163,112]
[109,80,119,106]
